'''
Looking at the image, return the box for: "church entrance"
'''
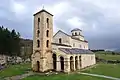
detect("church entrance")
[37,61,40,72]
[70,56,74,71]
[53,53,57,71]
[60,56,64,71]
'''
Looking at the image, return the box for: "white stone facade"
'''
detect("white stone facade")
[31,9,96,73]
[53,30,88,49]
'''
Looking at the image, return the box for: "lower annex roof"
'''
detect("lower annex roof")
[59,48,94,54]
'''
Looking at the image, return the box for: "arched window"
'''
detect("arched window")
[47,18,49,28]
[46,40,49,48]
[38,18,40,22]
[47,18,49,23]
[37,40,40,48]
[59,38,62,44]
[75,56,78,70]
[70,56,74,71]
[52,54,57,70]
[75,32,77,36]
[38,18,40,29]
[60,56,64,71]
[79,56,82,67]
[46,30,49,37]
[37,30,40,37]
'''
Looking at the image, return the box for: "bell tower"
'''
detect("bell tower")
[32,9,53,72]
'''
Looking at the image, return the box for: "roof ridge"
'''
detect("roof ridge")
[53,30,71,37]
[33,9,53,16]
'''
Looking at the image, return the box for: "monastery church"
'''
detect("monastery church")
[31,9,96,73]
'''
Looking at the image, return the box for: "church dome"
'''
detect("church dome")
[71,28,82,36]
[71,28,82,32]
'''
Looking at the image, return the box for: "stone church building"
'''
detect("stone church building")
[31,9,96,73]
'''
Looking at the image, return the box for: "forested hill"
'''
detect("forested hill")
[0,26,20,56]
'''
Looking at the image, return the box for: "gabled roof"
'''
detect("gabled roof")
[33,9,53,16]
[53,30,88,43]
[53,30,71,38]
[59,48,93,54]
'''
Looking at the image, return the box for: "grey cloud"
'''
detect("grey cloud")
[53,0,120,49]
[0,0,120,50]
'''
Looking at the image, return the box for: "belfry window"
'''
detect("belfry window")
[46,30,49,37]
[38,18,40,29]
[37,30,40,37]
[37,40,40,48]
[59,38,62,44]
[47,18,49,28]
[75,32,77,36]
[38,18,40,22]
[46,40,49,48]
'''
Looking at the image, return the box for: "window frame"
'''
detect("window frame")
[46,40,49,48]
[59,38,62,44]
[46,30,49,37]
[37,40,40,48]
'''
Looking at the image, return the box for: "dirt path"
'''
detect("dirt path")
[4,72,34,80]
[3,71,120,80]
[80,72,120,80]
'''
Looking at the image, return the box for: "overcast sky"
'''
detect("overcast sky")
[0,0,120,50]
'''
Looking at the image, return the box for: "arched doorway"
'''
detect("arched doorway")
[79,56,82,68]
[36,61,40,72]
[70,56,74,71]
[60,56,64,71]
[75,56,78,70]
[52,53,57,71]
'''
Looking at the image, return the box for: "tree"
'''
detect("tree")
[0,26,21,56]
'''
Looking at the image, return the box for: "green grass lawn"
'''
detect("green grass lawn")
[82,63,120,78]
[22,73,108,80]
[0,63,31,78]
[96,53,120,60]
[1,52,120,80]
